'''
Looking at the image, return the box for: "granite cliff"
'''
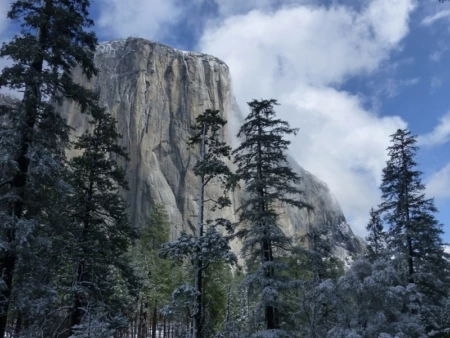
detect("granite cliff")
[58,38,364,259]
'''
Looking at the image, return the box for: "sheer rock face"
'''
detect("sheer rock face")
[61,37,365,258]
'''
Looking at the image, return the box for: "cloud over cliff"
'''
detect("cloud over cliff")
[198,0,415,235]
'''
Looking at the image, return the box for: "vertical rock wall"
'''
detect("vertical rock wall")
[61,38,365,258]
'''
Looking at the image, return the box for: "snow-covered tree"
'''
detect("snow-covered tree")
[233,99,311,335]
[330,259,425,338]
[161,109,237,338]
[296,278,338,338]
[291,228,343,337]
[0,0,98,335]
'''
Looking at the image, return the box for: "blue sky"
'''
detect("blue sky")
[1,0,449,240]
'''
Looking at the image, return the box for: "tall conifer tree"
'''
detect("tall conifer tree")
[379,129,448,284]
[0,0,98,335]
[65,105,138,337]
[161,109,237,338]
[379,128,450,333]
[233,99,310,335]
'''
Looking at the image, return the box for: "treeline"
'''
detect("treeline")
[0,1,449,338]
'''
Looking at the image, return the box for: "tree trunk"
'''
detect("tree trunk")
[256,125,278,330]
[141,302,148,338]
[263,238,277,329]
[163,317,166,337]
[401,143,414,284]
[407,234,414,283]
[0,1,51,335]
[14,313,22,338]
[152,303,157,338]
[158,314,162,338]
[69,220,90,332]
[193,123,206,338]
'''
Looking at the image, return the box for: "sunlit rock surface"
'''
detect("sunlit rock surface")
[58,37,365,260]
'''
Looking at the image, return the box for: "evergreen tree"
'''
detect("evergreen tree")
[64,105,138,336]
[379,128,450,333]
[161,109,237,338]
[379,129,448,284]
[365,207,388,261]
[131,203,183,338]
[202,261,233,337]
[0,0,98,335]
[233,99,311,335]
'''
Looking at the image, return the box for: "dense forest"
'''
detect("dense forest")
[0,0,449,337]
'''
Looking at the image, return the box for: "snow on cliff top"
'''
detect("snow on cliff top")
[96,38,228,67]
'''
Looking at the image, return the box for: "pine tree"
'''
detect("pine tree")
[379,129,448,283]
[132,203,183,338]
[365,207,387,261]
[161,109,237,338]
[64,104,138,336]
[379,128,450,333]
[0,0,98,335]
[233,99,311,335]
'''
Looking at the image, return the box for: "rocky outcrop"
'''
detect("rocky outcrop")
[60,38,365,259]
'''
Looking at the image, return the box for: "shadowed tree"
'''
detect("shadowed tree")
[66,105,138,336]
[379,128,450,334]
[0,0,98,335]
[365,207,388,261]
[233,99,311,335]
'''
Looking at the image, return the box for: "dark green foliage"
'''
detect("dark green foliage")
[203,261,233,337]
[379,128,450,333]
[0,0,100,335]
[233,99,311,333]
[365,207,387,261]
[292,228,344,282]
[1,0,98,102]
[379,129,448,285]
[189,109,236,211]
[64,105,138,336]
[131,203,183,338]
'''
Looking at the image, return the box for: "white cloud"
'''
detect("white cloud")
[430,75,443,91]
[91,0,416,236]
[201,0,415,88]
[422,9,450,26]
[199,0,415,236]
[96,0,183,40]
[418,112,450,147]
[430,51,442,62]
[380,77,419,98]
[0,0,9,35]
[212,0,316,17]
[426,163,450,199]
